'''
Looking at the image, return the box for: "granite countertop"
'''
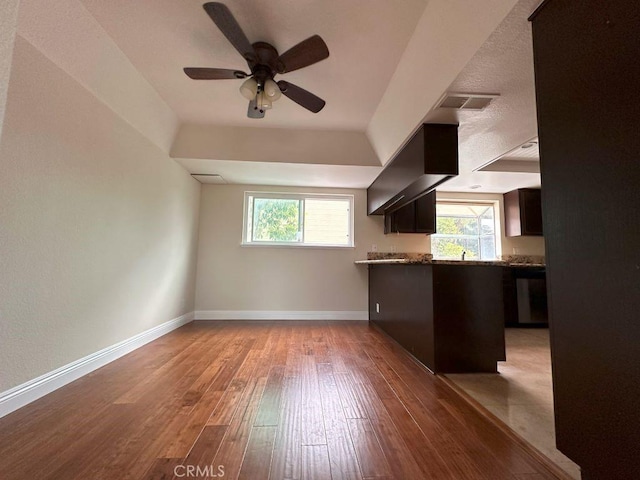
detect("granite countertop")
[354,258,410,264]
[354,252,545,267]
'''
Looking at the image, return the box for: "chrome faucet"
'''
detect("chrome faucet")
[461,251,466,261]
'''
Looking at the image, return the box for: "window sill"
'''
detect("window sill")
[240,242,354,250]
[432,258,498,262]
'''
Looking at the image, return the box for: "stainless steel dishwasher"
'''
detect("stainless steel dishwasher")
[514,267,548,326]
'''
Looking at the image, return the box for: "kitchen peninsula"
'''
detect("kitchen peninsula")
[357,253,545,374]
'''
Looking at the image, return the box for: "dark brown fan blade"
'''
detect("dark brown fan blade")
[276,35,329,74]
[203,2,257,64]
[277,80,325,113]
[184,67,248,80]
[247,98,265,118]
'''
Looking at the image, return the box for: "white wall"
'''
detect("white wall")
[0,37,201,392]
[436,191,545,256]
[17,0,179,153]
[0,0,20,140]
[194,187,545,318]
[195,185,430,316]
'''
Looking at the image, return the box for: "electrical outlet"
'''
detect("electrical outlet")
[371,244,378,252]
[376,303,380,313]
[390,245,397,253]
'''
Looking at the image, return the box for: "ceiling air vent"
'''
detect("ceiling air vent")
[191,174,227,184]
[436,92,499,111]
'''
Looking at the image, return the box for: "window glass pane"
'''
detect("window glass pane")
[431,237,454,259]
[432,237,480,259]
[243,192,353,247]
[432,202,497,260]
[252,198,300,242]
[480,235,497,260]
[479,206,495,235]
[304,199,350,245]
[436,216,479,235]
[242,192,353,247]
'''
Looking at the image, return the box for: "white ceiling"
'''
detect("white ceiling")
[79,0,428,130]
[17,0,542,192]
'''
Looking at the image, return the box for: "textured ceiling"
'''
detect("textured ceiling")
[427,0,542,193]
[79,0,428,130]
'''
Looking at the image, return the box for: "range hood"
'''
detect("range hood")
[367,124,458,215]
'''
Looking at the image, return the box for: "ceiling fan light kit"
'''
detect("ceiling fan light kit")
[183,2,329,119]
[264,79,281,101]
[239,78,258,100]
[256,91,272,111]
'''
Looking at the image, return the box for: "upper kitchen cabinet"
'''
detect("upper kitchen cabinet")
[367,124,458,216]
[384,191,436,234]
[504,188,543,236]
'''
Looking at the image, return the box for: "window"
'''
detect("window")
[431,202,498,260]
[243,192,354,247]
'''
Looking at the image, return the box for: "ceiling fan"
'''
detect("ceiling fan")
[184,2,330,118]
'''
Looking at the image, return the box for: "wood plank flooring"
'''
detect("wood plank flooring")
[0,321,564,479]
[445,329,579,479]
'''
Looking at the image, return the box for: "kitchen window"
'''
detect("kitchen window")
[431,202,498,260]
[242,192,354,247]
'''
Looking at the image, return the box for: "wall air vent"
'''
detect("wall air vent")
[436,92,499,111]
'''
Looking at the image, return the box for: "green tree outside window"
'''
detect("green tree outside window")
[252,199,300,242]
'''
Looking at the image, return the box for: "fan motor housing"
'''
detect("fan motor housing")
[252,42,280,76]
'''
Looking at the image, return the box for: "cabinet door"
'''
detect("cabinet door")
[393,202,416,232]
[384,202,416,233]
[520,189,543,235]
[504,188,543,236]
[383,190,436,234]
[415,191,436,234]
[504,189,523,237]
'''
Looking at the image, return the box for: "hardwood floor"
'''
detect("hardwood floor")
[446,329,580,479]
[0,321,564,479]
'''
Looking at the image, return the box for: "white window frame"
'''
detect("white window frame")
[431,199,502,260]
[242,191,355,248]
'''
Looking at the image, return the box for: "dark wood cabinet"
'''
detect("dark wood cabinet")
[503,267,547,327]
[369,263,505,373]
[367,124,458,215]
[384,200,415,234]
[415,191,436,233]
[504,188,543,236]
[383,191,436,234]
[530,0,640,477]
[369,264,435,368]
